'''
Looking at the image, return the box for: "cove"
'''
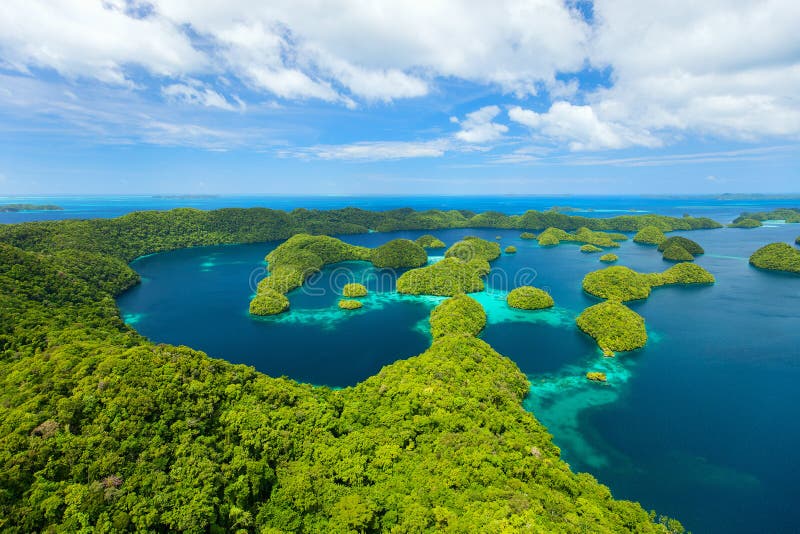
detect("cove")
[117,224,800,534]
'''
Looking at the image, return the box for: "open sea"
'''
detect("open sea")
[4,195,800,533]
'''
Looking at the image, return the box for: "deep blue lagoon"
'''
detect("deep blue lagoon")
[116,218,800,534]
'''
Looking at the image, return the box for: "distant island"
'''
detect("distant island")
[0,203,63,212]
[151,194,221,199]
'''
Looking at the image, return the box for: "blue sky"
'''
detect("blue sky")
[0,0,798,195]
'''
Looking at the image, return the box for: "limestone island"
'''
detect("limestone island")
[249,288,290,316]
[581,244,603,253]
[749,242,800,274]
[429,294,486,339]
[342,282,368,297]
[371,238,428,268]
[0,203,63,212]
[576,300,647,353]
[520,231,537,240]
[633,225,667,245]
[599,253,619,263]
[338,299,363,310]
[728,218,762,228]
[504,245,517,254]
[586,372,608,382]
[662,243,694,262]
[415,234,446,249]
[657,236,704,256]
[507,286,554,310]
[582,263,715,302]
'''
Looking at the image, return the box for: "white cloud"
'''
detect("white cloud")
[0,0,205,84]
[162,81,241,111]
[509,102,661,150]
[290,139,451,161]
[587,0,800,141]
[452,105,509,143]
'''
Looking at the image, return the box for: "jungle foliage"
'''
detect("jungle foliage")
[633,226,667,245]
[338,299,363,310]
[599,253,619,263]
[732,208,800,224]
[749,242,800,274]
[657,236,704,255]
[662,243,694,262]
[506,286,555,310]
[583,264,715,301]
[370,239,428,269]
[342,283,368,297]
[396,258,485,296]
[444,236,501,262]
[414,234,446,249]
[0,209,688,533]
[429,294,486,339]
[576,301,648,353]
[728,218,762,228]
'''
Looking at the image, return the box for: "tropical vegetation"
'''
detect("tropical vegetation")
[342,283,368,297]
[507,286,555,310]
[429,294,486,338]
[0,207,690,533]
[249,288,291,316]
[396,258,485,296]
[444,236,501,262]
[732,207,800,224]
[520,232,536,239]
[583,264,715,301]
[633,226,667,245]
[581,244,603,253]
[370,238,427,269]
[576,300,648,353]
[504,245,517,254]
[414,234,446,248]
[338,299,363,310]
[728,218,762,228]
[662,243,694,262]
[657,236,704,255]
[599,253,618,263]
[749,242,800,274]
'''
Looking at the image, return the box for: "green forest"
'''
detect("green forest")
[0,207,694,532]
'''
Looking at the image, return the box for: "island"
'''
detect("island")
[414,234,446,248]
[599,253,619,263]
[342,282,368,297]
[728,218,762,228]
[576,300,648,354]
[583,263,715,301]
[507,286,555,310]
[249,288,290,316]
[536,226,626,248]
[581,244,603,253]
[0,203,63,212]
[338,299,363,310]
[444,236,501,262]
[586,372,608,382]
[370,238,428,268]
[633,225,667,245]
[396,257,485,295]
[504,245,517,254]
[662,242,695,262]
[749,242,800,274]
[429,294,486,338]
[658,236,704,256]
[520,231,537,239]
[732,207,800,224]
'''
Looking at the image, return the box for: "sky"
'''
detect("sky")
[0,0,798,195]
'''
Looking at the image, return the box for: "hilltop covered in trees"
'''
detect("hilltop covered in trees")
[0,210,686,533]
[0,206,721,262]
[750,242,800,274]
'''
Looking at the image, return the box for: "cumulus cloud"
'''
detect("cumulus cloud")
[452,106,509,143]
[509,102,661,150]
[0,0,205,84]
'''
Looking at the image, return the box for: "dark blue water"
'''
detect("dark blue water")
[3,194,800,224]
